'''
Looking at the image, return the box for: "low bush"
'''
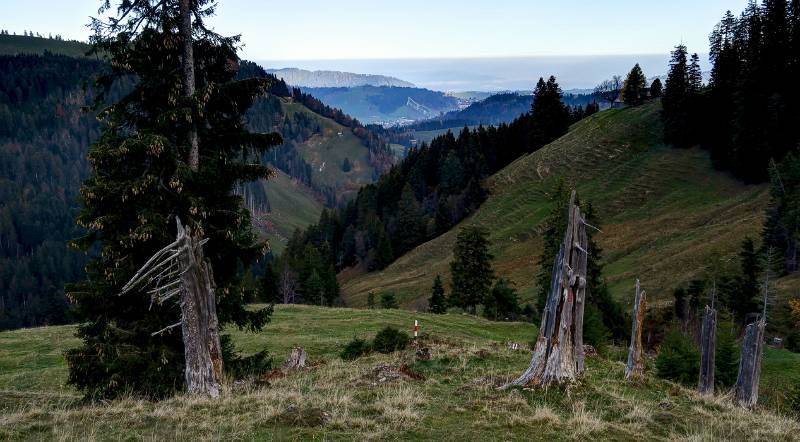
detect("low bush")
[655,329,699,385]
[380,292,399,309]
[340,337,372,360]
[373,326,410,353]
[786,330,800,353]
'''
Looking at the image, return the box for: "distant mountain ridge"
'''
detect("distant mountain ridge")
[267,67,415,88]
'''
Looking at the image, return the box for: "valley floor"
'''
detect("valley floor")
[1,305,799,441]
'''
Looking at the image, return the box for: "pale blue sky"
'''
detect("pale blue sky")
[1,0,750,60]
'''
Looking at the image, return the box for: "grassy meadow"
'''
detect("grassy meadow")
[1,305,799,441]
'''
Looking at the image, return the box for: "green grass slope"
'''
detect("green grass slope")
[341,102,771,308]
[0,35,91,57]
[252,169,324,254]
[283,101,376,200]
[1,305,798,440]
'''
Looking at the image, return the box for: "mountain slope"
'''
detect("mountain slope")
[252,169,324,255]
[267,67,414,88]
[340,102,771,308]
[301,86,460,125]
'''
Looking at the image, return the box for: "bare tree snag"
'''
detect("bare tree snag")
[284,347,307,370]
[734,319,765,408]
[625,279,646,380]
[176,219,223,397]
[179,0,199,171]
[697,305,717,395]
[119,217,222,398]
[504,191,588,388]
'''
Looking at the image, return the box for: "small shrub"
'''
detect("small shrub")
[655,329,699,385]
[373,326,410,353]
[715,320,740,387]
[221,334,273,378]
[340,337,372,360]
[786,330,800,353]
[380,291,399,309]
[788,383,800,416]
[582,304,610,352]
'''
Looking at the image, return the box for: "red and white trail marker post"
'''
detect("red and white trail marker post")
[414,320,420,338]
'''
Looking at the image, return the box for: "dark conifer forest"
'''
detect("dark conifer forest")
[0,50,388,331]
[0,53,119,329]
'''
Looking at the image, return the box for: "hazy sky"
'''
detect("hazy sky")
[2,0,750,60]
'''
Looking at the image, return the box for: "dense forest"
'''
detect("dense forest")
[661,0,799,276]
[0,53,390,331]
[269,76,591,305]
[0,53,113,329]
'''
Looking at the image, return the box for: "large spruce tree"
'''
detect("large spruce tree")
[66,0,281,398]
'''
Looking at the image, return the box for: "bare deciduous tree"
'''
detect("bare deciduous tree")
[594,75,622,109]
[279,266,299,304]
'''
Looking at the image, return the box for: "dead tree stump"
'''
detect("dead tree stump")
[625,279,646,380]
[119,217,223,398]
[504,191,588,388]
[734,319,765,408]
[176,220,223,398]
[284,347,307,370]
[697,305,717,395]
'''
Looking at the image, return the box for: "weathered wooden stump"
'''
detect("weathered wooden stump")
[625,279,646,380]
[504,191,588,388]
[284,347,307,370]
[119,217,223,398]
[697,305,717,395]
[176,220,223,397]
[734,319,765,408]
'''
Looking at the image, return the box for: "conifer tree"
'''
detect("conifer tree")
[762,152,800,274]
[662,44,693,148]
[529,76,570,150]
[66,0,281,398]
[483,278,519,321]
[535,182,570,316]
[715,312,740,387]
[650,78,663,98]
[622,63,647,106]
[729,238,763,324]
[449,225,494,313]
[428,275,447,314]
[305,270,324,305]
[395,184,425,254]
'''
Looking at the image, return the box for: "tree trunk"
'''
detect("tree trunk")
[697,305,717,395]
[176,219,222,397]
[625,279,646,379]
[504,191,588,388]
[734,319,765,408]
[179,0,199,171]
